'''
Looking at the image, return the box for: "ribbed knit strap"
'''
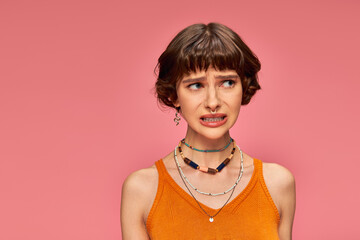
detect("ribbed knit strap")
[253,158,261,173]
[146,159,165,232]
[154,159,166,179]
[256,159,281,223]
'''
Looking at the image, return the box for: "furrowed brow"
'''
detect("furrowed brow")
[182,76,206,84]
[214,75,239,80]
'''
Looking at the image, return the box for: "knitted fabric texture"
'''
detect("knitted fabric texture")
[146,158,280,239]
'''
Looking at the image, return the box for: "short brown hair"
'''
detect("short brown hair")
[155,23,261,109]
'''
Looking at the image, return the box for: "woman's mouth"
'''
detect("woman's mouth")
[201,117,226,122]
[199,114,227,127]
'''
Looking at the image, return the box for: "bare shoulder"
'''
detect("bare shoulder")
[262,162,295,189]
[121,164,158,221]
[121,164,159,239]
[262,162,296,217]
[122,165,158,203]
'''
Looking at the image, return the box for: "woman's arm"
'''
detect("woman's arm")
[121,168,157,240]
[277,168,296,240]
[263,163,296,240]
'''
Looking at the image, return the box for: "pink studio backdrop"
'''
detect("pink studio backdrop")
[0,0,359,239]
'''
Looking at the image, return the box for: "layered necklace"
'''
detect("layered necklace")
[178,139,236,174]
[174,139,244,222]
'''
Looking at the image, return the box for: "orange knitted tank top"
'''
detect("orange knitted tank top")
[146,158,280,240]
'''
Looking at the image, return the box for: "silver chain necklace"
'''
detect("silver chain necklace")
[174,145,244,196]
[174,145,243,222]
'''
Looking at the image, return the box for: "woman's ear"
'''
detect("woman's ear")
[171,98,180,108]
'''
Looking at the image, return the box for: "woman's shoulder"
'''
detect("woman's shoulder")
[122,163,158,198]
[260,160,296,217]
[261,161,295,189]
[121,163,160,237]
[121,164,158,211]
[122,152,175,199]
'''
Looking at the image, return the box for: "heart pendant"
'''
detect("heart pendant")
[209,217,214,222]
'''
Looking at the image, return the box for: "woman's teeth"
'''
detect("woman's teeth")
[202,117,225,122]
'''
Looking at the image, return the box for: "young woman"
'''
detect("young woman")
[121,23,296,240]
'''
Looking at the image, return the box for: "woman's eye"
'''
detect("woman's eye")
[222,80,235,88]
[188,83,202,90]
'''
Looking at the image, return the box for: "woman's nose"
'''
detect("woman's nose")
[205,86,221,111]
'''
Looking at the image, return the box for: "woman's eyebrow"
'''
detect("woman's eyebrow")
[182,77,206,84]
[214,75,239,79]
[182,75,239,84]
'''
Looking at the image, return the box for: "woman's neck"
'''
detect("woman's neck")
[180,128,234,167]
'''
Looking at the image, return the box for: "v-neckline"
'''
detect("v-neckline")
[158,158,259,213]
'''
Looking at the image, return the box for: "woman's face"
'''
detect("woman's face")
[174,67,243,140]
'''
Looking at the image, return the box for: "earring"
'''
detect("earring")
[174,108,181,126]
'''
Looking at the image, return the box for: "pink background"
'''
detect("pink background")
[0,0,359,239]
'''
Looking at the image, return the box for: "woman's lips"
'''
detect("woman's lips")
[200,114,227,127]
[200,113,226,118]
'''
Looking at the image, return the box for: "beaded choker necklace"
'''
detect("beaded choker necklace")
[178,140,235,174]
[181,138,233,152]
